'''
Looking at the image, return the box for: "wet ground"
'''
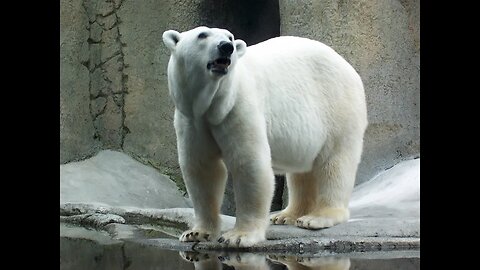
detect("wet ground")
[60,236,419,270]
[60,223,419,270]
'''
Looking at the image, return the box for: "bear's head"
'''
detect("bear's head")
[162,26,247,78]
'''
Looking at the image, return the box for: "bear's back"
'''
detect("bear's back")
[247,36,334,55]
[234,36,367,173]
[238,35,364,116]
[240,36,362,92]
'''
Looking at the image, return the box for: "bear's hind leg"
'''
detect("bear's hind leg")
[270,172,318,225]
[295,146,360,230]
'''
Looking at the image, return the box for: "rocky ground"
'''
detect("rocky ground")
[60,150,420,254]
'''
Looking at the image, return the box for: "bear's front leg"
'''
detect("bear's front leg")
[217,160,275,247]
[178,155,228,243]
[211,109,275,247]
[175,112,228,243]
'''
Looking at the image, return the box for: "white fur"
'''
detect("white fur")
[163,26,368,247]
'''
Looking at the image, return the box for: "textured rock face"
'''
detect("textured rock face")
[60,0,127,163]
[60,0,100,163]
[84,0,128,150]
[117,0,200,186]
[279,0,420,184]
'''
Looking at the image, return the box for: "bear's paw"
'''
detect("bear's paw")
[179,229,213,242]
[269,211,298,225]
[217,229,265,248]
[218,252,267,267]
[179,251,211,263]
[295,207,349,229]
[268,254,350,269]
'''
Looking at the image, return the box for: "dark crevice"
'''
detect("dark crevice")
[82,0,100,143]
[104,21,119,31]
[90,92,110,100]
[99,11,116,18]
[80,58,90,69]
[92,101,108,119]
[199,0,280,46]
[112,94,124,108]
[112,11,129,149]
[100,51,122,65]
[89,63,101,72]
[87,37,102,44]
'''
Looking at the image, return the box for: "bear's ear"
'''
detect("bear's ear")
[163,30,181,52]
[235,39,247,58]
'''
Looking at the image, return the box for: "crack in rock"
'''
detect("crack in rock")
[83,0,128,149]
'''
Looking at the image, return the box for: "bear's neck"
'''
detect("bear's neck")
[205,75,238,125]
[169,64,237,124]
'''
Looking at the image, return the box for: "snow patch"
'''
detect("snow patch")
[349,158,420,218]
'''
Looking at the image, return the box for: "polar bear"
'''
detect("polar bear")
[162,26,367,247]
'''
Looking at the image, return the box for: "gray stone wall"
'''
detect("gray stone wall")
[60,0,100,163]
[118,0,204,185]
[279,0,420,184]
[85,0,127,150]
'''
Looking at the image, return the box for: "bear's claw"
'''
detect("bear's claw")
[217,229,265,248]
[179,229,212,242]
[179,251,211,262]
[270,211,298,225]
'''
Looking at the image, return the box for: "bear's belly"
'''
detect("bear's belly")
[270,144,319,174]
[267,124,326,174]
[271,158,313,175]
[263,93,328,174]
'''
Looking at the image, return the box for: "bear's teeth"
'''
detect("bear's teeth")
[214,58,231,66]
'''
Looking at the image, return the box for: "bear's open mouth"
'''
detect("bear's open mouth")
[207,57,231,74]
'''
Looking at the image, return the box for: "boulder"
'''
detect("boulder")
[60,150,191,209]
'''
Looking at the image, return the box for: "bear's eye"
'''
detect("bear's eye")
[228,36,233,41]
[198,32,208,39]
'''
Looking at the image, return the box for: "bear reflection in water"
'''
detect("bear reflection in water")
[179,251,350,270]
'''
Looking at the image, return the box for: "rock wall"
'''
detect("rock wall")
[279,0,420,184]
[117,0,204,185]
[60,0,100,163]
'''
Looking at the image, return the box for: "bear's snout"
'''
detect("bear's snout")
[207,57,231,75]
[218,41,234,56]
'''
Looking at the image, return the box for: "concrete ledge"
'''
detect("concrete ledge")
[60,203,419,253]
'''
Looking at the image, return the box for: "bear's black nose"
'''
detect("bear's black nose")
[218,41,234,56]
